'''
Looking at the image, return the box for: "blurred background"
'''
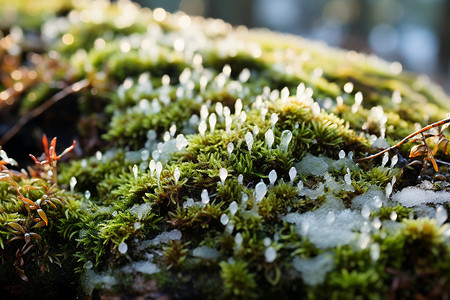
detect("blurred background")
[136,0,450,93]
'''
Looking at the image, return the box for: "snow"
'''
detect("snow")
[351,187,386,211]
[144,229,182,246]
[392,187,450,207]
[293,253,334,286]
[129,203,151,220]
[296,154,329,177]
[193,245,221,260]
[122,261,160,274]
[283,204,364,249]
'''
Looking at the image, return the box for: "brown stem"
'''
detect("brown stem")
[0,79,89,146]
[356,117,450,162]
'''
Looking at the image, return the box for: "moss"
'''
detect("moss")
[1,1,450,299]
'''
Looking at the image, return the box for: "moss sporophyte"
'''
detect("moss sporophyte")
[0,0,450,299]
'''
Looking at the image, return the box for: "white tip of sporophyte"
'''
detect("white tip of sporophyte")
[229,201,238,216]
[156,162,163,179]
[198,120,207,137]
[279,130,292,152]
[390,211,397,221]
[245,132,254,152]
[200,105,208,120]
[225,116,232,133]
[176,134,188,151]
[70,177,77,193]
[219,168,228,185]
[255,181,267,202]
[265,246,277,263]
[118,242,128,254]
[281,87,289,105]
[220,214,229,225]
[265,129,274,148]
[149,160,156,175]
[338,150,345,160]
[381,152,389,168]
[133,164,139,179]
[239,68,250,82]
[215,102,223,117]
[390,154,398,168]
[84,190,91,200]
[385,183,393,198]
[201,189,210,204]
[238,174,243,185]
[270,113,278,128]
[269,170,277,185]
[227,142,234,155]
[174,167,180,185]
[209,113,217,133]
[235,98,242,118]
[96,151,102,161]
[235,232,243,247]
[289,167,297,182]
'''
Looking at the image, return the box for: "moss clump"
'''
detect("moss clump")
[1,1,450,299]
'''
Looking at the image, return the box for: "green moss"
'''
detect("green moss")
[1,1,450,299]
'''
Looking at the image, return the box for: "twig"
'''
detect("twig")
[0,79,89,145]
[356,117,450,162]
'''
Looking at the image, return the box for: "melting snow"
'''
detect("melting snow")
[193,245,221,259]
[392,187,450,208]
[293,253,334,286]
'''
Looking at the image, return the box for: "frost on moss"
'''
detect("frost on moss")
[1,0,450,299]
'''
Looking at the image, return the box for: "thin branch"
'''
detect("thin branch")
[0,79,89,146]
[356,117,450,162]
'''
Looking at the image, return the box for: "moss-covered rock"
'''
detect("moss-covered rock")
[1,1,450,299]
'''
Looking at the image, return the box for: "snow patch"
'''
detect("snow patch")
[293,253,334,285]
[392,187,450,207]
[193,245,221,259]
